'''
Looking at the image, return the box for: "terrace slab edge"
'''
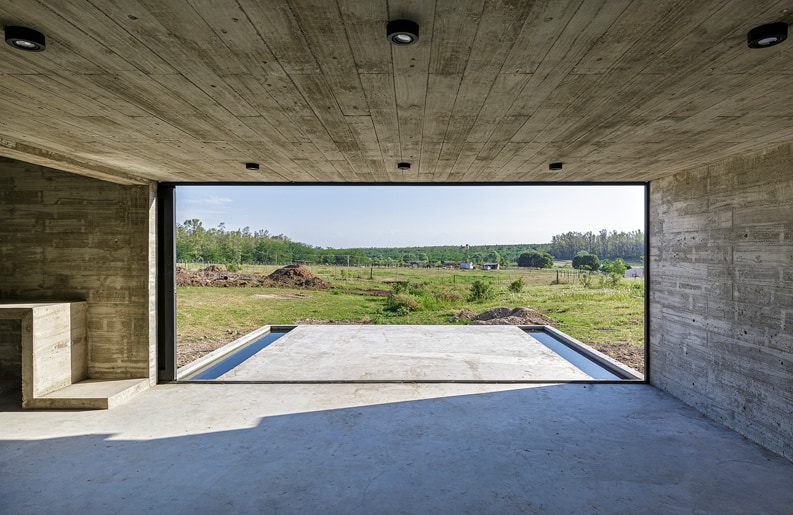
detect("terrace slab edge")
[521,325,644,380]
[177,325,295,380]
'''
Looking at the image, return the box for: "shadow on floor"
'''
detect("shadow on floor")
[1,383,792,513]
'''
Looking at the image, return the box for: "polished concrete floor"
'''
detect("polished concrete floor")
[2,382,792,514]
[219,325,591,381]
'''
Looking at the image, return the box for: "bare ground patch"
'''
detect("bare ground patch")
[253,293,310,299]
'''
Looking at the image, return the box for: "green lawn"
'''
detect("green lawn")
[177,265,644,352]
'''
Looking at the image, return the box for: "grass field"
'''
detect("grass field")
[177,265,645,364]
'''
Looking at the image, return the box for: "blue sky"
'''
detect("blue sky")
[176,185,644,248]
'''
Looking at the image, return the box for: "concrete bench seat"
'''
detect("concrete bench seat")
[33,378,150,409]
[0,302,148,409]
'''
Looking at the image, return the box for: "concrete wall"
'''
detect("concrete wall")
[650,142,793,461]
[0,158,156,380]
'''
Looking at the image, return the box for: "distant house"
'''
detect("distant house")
[460,262,474,270]
[625,268,644,278]
[482,262,500,270]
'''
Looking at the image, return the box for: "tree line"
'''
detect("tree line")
[176,219,643,266]
[548,229,644,261]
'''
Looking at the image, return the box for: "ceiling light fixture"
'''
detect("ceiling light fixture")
[549,162,563,171]
[747,22,788,48]
[4,26,46,52]
[245,162,259,171]
[387,20,419,45]
[397,162,411,171]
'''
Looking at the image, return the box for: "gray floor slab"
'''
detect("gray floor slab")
[219,325,591,381]
[1,383,792,514]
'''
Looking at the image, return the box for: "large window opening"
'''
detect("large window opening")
[161,184,646,383]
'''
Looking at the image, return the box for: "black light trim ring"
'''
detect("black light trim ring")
[5,26,46,52]
[747,22,788,48]
[387,20,419,45]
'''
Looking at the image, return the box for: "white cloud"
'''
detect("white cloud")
[184,195,232,206]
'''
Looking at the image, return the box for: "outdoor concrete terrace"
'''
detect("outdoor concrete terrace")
[2,382,792,514]
[205,326,600,382]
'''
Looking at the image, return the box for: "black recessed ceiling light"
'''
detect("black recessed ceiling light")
[397,162,411,171]
[387,20,419,45]
[245,162,260,171]
[5,26,46,52]
[549,162,563,171]
[747,22,788,48]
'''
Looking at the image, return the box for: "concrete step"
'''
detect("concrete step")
[28,378,150,410]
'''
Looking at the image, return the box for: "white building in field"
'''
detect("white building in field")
[460,262,473,270]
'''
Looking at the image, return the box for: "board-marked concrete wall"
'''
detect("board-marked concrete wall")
[0,158,156,380]
[650,142,793,461]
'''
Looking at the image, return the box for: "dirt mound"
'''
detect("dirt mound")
[176,265,245,287]
[448,310,477,322]
[265,264,331,290]
[175,264,330,289]
[449,307,555,326]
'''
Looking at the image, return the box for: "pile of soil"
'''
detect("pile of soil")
[176,265,263,287]
[449,306,555,325]
[265,264,331,289]
[175,264,331,289]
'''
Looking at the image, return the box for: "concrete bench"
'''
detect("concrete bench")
[0,302,148,409]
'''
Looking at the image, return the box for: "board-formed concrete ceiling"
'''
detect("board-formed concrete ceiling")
[1,1,792,185]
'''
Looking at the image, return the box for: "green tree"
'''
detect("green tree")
[485,250,501,264]
[572,253,600,271]
[610,258,627,277]
[517,251,553,268]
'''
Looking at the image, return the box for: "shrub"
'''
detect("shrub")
[390,281,410,294]
[226,262,241,272]
[610,258,628,277]
[606,272,622,287]
[572,253,600,271]
[517,251,553,268]
[508,277,525,293]
[468,279,495,301]
[385,292,422,314]
[580,273,592,288]
[433,290,464,302]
